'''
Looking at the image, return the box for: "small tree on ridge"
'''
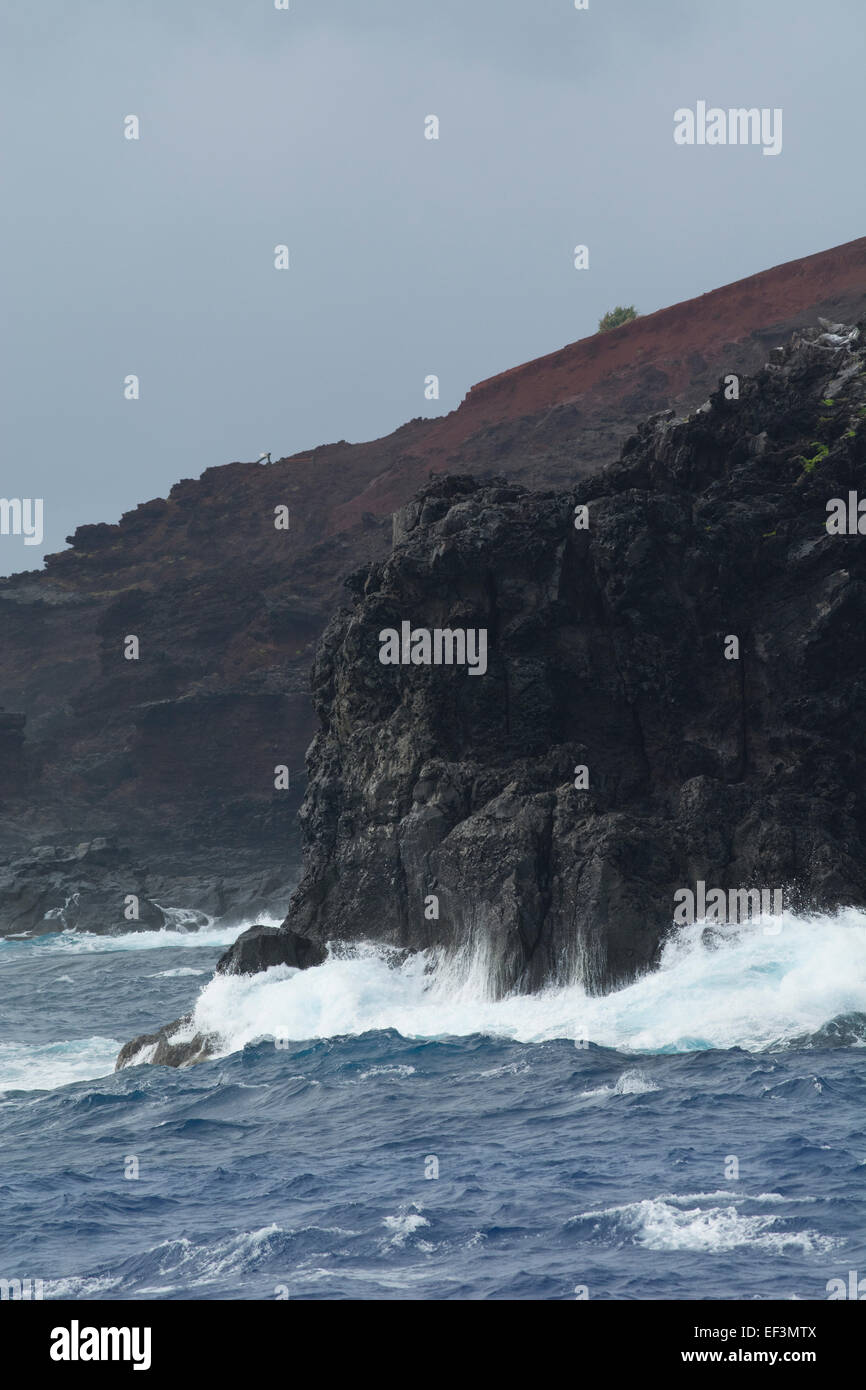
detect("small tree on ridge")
[598,305,638,333]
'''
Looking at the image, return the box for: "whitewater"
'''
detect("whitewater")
[1,910,864,1300]
[185,910,866,1060]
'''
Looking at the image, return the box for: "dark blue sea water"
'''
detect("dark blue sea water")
[1,914,865,1301]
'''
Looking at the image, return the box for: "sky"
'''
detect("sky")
[1,0,864,572]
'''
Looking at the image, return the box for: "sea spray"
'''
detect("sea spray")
[186,910,866,1058]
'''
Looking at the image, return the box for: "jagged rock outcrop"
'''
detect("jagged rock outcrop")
[0,839,299,939]
[215,316,866,998]
[115,1016,216,1070]
[215,923,326,975]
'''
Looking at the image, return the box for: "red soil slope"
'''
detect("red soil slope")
[330,236,866,529]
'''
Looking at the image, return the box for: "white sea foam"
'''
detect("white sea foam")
[569,1193,839,1254]
[0,918,275,1092]
[186,910,866,1057]
[9,910,866,1092]
[582,1068,660,1097]
[150,967,206,978]
[358,1064,416,1080]
[380,1204,432,1251]
[0,1037,121,1094]
[0,916,279,957]
[145,1224,283,1282]
[44,1224,364,1299]
[43,1273,124,1299]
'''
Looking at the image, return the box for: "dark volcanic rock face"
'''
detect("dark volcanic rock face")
[225,318,866,997]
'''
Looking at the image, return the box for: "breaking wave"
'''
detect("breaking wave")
[187,909,866,1058]
[566,1191,840,1254]
[0,1036,122,1093]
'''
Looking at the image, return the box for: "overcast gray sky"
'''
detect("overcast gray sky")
[1,0,864,572]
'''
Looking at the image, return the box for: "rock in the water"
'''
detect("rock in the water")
[786,1012,866,1050]
[115,1016,215,1070]
[115,928,327,1069]
[216,923,327,975]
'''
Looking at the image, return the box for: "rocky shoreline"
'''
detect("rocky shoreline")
[0,837,301,940]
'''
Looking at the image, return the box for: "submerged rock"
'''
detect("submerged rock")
[786,1012,866,1050]
[115,1016,215,1070]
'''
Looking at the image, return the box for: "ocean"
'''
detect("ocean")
[1,912,865,1301]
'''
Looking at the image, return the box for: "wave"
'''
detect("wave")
[566,1191,839,1254]
[380,1204,432,1251]
[43,1226,289,1299]
[0,1037,121,1093]
[0,917,280,957]
[185,910,866,1057]
[581,1068,660,1097]
[0,917,279,1092]
[149,967,207,978]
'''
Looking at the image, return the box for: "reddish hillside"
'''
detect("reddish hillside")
[460,236,866,423]
[330,236,866,529]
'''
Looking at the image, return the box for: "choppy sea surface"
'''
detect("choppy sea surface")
[1,912,865,1300]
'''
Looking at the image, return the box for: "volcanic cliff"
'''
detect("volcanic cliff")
[118,307,866,1066]
[2,237,866,941]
